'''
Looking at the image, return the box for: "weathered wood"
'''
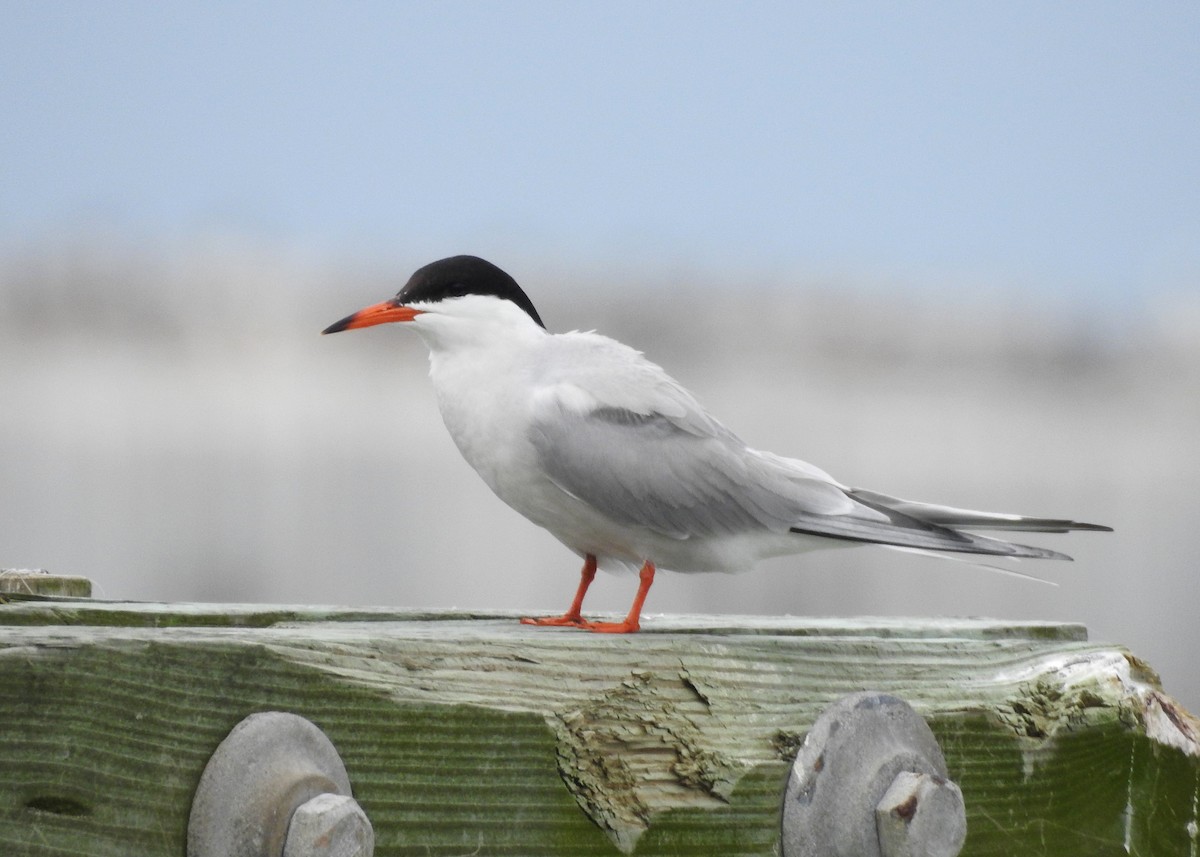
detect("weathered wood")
[0,570,92,598]
[0,597,1196,856]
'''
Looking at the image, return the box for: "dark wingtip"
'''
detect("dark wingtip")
[321,314,356,335]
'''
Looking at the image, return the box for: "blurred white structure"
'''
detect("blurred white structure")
[1,239,1197,713]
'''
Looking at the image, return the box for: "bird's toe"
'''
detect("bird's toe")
[520,614,587,628]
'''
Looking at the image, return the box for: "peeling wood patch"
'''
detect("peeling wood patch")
[1143,690,1200,757]
[551,669,742,852]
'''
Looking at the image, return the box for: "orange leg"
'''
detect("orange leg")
[520,554,597,627]
[583,561,655,634]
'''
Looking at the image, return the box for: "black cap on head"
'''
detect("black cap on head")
[395,255,545,329]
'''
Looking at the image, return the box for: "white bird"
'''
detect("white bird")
[323,255,1110,633]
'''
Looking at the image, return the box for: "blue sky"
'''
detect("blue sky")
[3,2,1198,305]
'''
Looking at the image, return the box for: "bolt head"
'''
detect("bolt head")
[875,771,966,857]
[284,793,374,857]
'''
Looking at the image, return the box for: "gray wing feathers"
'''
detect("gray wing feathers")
[846,488,1113,534]
[528,335,1102,560]
[531,405,855,539]
[786,505,1074,560]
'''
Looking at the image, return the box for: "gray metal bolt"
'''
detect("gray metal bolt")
[782,692,967,857]
[875,770,966,857]
[284,793,375,857]
[189,712,370,857]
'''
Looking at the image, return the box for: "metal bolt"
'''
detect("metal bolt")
[782,692,967,857]
[189,712,371,857]
[284,793,375,857]
[875,770,966,857]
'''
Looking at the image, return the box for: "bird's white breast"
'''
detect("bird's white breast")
[427,345,534,496]
[421,330,646,565]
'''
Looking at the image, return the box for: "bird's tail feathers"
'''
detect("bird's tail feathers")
[846,488,1112,534]
[883,545,1059,585]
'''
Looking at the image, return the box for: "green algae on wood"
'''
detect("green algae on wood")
[0,598,1196,856]
[0,597,1088,639]
[0,571,92,598]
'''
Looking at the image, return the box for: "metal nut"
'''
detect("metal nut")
[875,770,966,857]
[284,793,374,857]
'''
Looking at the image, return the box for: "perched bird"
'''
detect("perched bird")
[323,255,1110,633]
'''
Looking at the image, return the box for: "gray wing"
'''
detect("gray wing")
[529,401,857,540]
[529,395,1078,559]
[527,333,1079,559]
[844,488,1112,534]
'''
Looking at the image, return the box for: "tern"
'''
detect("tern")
[323,255,1110,633]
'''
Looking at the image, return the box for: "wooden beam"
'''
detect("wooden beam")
[0,570,92,598]
[0,597,1196,855]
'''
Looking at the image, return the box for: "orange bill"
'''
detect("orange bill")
[322,301,424,334]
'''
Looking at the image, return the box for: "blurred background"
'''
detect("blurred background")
[2,3,1198,712]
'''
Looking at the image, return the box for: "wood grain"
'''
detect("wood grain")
[0,598,1196,855]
